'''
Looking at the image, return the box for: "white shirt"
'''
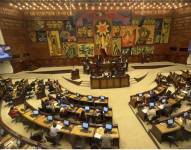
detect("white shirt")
[183,119,191,132]
[50,125,60,137]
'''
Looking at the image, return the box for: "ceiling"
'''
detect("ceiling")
[1,0,191,12]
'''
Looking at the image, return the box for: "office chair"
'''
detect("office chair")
[166,135,178,148]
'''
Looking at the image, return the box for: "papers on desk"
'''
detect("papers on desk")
[142,108,148,113]
[94,133,102,139]
[158,105,164,109]
[56,124,63,130]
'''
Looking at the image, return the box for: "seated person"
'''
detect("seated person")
[182,116,191,138]
[146,108,157,123]
[79,110,88,122]
[49,122,61,145]
[8,106,19,119]
[101,133,113,149]
[59,106,68,118]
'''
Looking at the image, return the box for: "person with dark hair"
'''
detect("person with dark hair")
[79,110,88,122]
[49,122,61,145]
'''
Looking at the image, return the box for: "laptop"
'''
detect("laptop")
[63,120,70,128]
[87,95,93,101]
[82,122,89,132]
[167,119,175,128]
[100,96,105,101]
[85,106,90,112]
[103,107,108,113]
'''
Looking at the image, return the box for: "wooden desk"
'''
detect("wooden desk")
[90,75,130,89]
[71,125,95,138]
[150,122,181,143]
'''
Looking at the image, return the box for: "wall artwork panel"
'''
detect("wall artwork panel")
[47,31,62,56]
[160,18,171,43]
[63,43,78,58]
[154,19,163,43]
[36,31,47,42]
[46,21,63,30]
[95,20,111,54]
[112,38,121,56]
[112,26,121,37]
[136,25,155,45]
[120,26,136,47]
[78,43,94,57]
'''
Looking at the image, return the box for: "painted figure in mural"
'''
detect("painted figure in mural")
[65,44,77,58]
[65,21,73,32]
[50,35,58,54]
[137,27,150,45]
[160,21,170,43]
[112,26,120,37]
[113,42,120,56]
[121,29,136,47]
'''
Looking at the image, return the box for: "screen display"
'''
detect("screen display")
[100,96,105,100]
[0,45,12,61]
[85,106,90,111]
[184,112,188,117]
[82,122,89,129]
[32,110,39,115]
[103,107,108,112]
[105,124,112,130]
[149,102,155,107]
[64,120,70,126]
[167,119,174,125]
[138,93,143,97]
[47,115,53,121]
[76,93,80,97]
[87,95,93,100]
[162,99,166,104]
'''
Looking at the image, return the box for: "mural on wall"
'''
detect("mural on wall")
[63,43,78,58]
[154,19,163,43]
[112,38,121,56]
[36,31,47,42]
[27,20,45,31]
[60,19,76,42]
[120,26,136,47]
[29,31,37,42]
[77,26,93,43]
[136,25,155,45]
[46,21,63,30]
[131,45,154,55]
[160,18,171,43]
[112,26,121,37]
[95,20,111,54]
[47,31,62,56]
[78,43,94,57]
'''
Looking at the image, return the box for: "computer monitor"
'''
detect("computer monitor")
[103,107,108,113]
[82,122,89,130]
[100,96,105,100]
[167,119,174,127]
[161,99,166,104]
[149,102,155,108]
[76,93,80,97]
[87,95,93,100]
[105,123,112,132]
[183,112,189,118]
[47,115,53,122]
[138,93,143,97]
[70,104,74,108]
[64,120,70,127]
[32,110,39,115]
[85,106,90,111]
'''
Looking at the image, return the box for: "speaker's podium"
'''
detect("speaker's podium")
[71,69,80,80]
[90,74,130,89]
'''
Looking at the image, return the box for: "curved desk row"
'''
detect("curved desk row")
[17,105,120,148]
[129,85,168,108]
[50,91,109,107]
[26,98,113,126]
[0,100,49,149]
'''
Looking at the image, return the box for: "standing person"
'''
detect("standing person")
[49,122,61,145]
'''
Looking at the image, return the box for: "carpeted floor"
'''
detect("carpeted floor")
[1,62,191,149]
